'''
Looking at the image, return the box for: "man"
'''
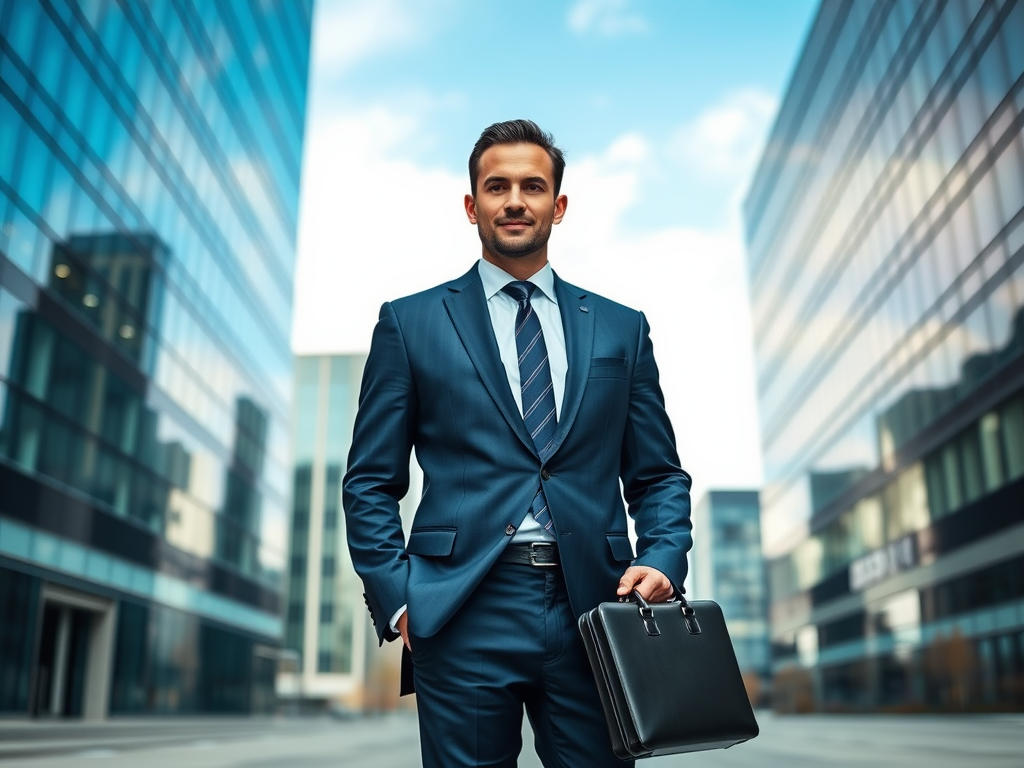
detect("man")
[343,119,692,767]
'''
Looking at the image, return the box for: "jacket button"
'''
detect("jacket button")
[505,524,516,536]
[541,469,551,480]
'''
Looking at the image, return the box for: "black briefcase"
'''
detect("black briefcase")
[578,589,759,759]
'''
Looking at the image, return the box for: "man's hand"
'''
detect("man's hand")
[396,610,411,651]
[617,565,675,603]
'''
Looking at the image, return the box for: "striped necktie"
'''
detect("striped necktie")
[502,281,556,532]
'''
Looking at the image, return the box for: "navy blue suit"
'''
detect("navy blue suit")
[343,264,692,766]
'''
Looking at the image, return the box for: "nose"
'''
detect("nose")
[505,185,526,211]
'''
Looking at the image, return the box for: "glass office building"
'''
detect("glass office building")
[279,354,414,712]
[0,0,312,716]
[744,0,1024,711]
[689,490,770,702]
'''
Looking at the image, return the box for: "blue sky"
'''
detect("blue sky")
[293,0,818,496]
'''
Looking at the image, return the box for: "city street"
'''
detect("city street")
[0,710,1020,767]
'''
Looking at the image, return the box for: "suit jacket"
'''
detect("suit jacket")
[343,264,692,646]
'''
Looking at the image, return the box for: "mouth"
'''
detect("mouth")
[498,220,531,229]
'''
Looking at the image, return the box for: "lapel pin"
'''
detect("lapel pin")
[579,305,589,313]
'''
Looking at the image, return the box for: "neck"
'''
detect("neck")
[481,249,548,282]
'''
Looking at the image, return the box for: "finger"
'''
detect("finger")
[616,567,642,595]
[629,571,670,602]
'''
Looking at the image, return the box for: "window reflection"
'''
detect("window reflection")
[0,234,286,584]
[772,386,1024,600]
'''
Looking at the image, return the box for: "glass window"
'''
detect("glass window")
[925,453,947,519]
[0,288,27,382]
[0,567,40,713]
[32,12,68,103]
[959,300,995,394]
[971,169,1005,257]
[991,138,1024,225]
[1001,394,1024,481]
[949,198,980,276]
[941,442,963,512]
[40,160,74,240]
[854,495,885,552]
[979,412,1005,492]
[897,463,930,535]
[999,1,1024,81]
[5,1,42,65]
[0,95,21,185]
[7,394,42,469]
[959,426,985,504]
[15,127,54,218]
[986,279,1016,353]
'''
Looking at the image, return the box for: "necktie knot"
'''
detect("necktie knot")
[501,281,537,308]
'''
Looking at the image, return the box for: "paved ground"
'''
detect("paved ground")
[0,710,1020,766]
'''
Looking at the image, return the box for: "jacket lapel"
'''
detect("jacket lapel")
[548,273,593,459]
[443,266,536,456]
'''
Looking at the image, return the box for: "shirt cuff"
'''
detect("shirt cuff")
[389,604,407,634]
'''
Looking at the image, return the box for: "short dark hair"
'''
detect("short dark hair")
[469,119,566,196]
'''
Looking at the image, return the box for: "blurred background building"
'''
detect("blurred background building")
[0,0,312,717]
[745,0,1024,712]
[277,353,416,714]
[689,489,770,704]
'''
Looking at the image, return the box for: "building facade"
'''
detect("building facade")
[744,0,1024,711]
[279,354,417,713]
[0,0,312,716]
[689,490,770,701]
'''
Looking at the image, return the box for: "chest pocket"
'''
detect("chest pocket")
[588,357,628,379]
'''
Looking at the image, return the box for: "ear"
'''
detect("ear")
[464,194,478,224]
[552,194,568,225]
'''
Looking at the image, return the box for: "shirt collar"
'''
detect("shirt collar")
[477,259,558,305]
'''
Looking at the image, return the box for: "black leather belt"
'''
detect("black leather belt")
[500,542,560,567]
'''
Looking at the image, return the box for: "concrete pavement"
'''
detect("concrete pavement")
[0,710,1020,766]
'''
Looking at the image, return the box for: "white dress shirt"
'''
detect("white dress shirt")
[390,260,569,633]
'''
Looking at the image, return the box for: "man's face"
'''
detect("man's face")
[465,143,567,261]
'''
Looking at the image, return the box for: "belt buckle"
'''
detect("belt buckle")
[528,542,557,567]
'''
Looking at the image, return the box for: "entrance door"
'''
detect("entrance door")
[34,604,91,717]
[32,585,117,720]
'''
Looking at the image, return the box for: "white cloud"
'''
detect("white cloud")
[291,107,477,355]
[310,0,430,76]
[568,0,649,37]
[668,89,778,213]
[556,142,764,493]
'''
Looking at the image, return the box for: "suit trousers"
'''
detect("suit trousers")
[410,560,630,768]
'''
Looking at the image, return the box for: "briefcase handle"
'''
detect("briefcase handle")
[621,587,701,637]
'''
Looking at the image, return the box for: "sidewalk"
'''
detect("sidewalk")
[0,716,335,760]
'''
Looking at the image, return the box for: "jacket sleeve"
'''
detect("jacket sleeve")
[343,301,417,644]
[620,311,693,588]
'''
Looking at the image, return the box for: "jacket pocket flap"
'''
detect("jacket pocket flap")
[406,528,457,557]
[606,533,635,561]
[589,357,628,379]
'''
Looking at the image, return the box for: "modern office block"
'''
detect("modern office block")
[278,354,418,713]
[689,490,770,700]
[0,0,312,716]
[744,0,1024,711]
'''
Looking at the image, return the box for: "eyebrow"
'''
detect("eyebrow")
[483,175,549,186]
